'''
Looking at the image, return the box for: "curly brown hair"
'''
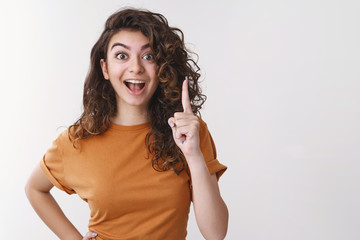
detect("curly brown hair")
[68,8,206,174]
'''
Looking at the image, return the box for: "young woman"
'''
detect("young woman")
[25,8,228,240]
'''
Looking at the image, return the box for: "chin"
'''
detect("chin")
[125,99,149,108]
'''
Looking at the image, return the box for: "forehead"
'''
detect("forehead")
[108,29,150,50]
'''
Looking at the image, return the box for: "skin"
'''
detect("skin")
[25,166,86,240]
[100,29,159,126]
[25,29,228,240]
[168,79,229,239]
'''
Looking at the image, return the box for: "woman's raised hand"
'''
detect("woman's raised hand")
[168,78,202,159]
[82,231,98,240]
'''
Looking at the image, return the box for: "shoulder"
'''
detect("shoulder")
[51,127,76,152]
[57,127,72,143]
[197,117,215,144]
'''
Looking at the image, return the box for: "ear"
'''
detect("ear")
[100,59,109,80]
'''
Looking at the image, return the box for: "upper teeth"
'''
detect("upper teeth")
[125,80,145,84]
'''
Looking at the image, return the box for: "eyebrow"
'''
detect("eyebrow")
[110,42,150,51]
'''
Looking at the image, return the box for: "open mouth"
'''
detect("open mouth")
[124,80,146,92]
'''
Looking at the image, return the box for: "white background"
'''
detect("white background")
[0,0,359,239]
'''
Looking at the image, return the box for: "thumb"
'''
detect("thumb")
[168,117,176,138]
[168,117,185,144]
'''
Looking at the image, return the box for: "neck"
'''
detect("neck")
[111,103,150,126]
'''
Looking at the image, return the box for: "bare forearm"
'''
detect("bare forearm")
[187,154,228,240]
[26,189,82,240]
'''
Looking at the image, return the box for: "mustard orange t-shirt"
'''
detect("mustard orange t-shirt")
[40,119,227,240]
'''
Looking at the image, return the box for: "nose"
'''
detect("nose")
[128,56,144,74]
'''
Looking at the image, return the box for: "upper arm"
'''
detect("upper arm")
[25,164,54,193]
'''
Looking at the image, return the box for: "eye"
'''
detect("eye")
[143,53,155,61]
[116,53,128,60]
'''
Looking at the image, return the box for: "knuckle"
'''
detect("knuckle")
[174,112,181,119]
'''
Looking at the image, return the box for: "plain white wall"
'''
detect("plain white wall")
[0,0,359,239]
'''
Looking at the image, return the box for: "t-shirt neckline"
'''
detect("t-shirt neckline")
[109,121,151,132]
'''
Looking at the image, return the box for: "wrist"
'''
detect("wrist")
[185,152,207,172]
[183,148,203,160]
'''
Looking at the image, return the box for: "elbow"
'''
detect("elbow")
[204,232,227,240]
[24,179,30,196]
[219,223,228,240]
[208,228,228,240]
[206,206,229,240]
[214,205,228,240]
[202,216,228,240]
[24,179,33,199]
[24,178,40,200]
[214,221,228,240]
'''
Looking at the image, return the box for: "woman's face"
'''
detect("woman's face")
[100,29,158,110]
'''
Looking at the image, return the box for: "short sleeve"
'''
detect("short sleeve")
[198,119,227,180]
[40,131,76,194]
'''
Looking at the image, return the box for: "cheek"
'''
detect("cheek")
[152,81,159,90]
[107,62,125,76]
[146,64,157,77]
[148,80,159,97]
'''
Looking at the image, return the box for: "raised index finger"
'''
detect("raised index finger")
[182,77,192,114]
